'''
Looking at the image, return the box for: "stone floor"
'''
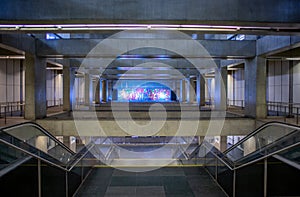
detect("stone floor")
[75,167,227,197]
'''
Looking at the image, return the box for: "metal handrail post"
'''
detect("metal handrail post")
[297,108,299,125]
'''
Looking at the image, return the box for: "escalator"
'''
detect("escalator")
[1,121,300,196]
[0,122,100,197]
[192,121,300,197]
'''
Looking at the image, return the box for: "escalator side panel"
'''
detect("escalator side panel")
[216,164,234,197]
[235,162,264,197]
[41,160,67,197]
[267,157,300,196]
[0,158,39,197]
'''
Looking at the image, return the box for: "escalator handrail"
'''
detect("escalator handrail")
[233,128,300,164]
[203,138,300,171]
[0,137,67,171]
[223,121,300,155]
[0,136,97,172]
[202,141,234,170]
[234,140,300,170]
[0,122,75,155]
[0,155,32,177]
[67,142,95,171]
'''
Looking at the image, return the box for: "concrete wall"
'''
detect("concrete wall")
[46,70,63,107]
[228,69,245,107]
[293,61,300,104]
[36,118,256,137]
[267,60,289,103]
[1,0,300,26]
[0,59,24,103]
[74,77,84,103]
[266,60,300,114]
[227,71,233,104]
[205,78,214,103]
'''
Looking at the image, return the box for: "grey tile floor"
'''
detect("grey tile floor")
[75,167,227,197]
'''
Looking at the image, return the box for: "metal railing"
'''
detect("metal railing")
[75,98,85,109]
[0,122,99,197]
[200,121,300,197]
[267,101,300,124]
[227,99,244,108]
[0,102,25,124]
[46,98,62,108]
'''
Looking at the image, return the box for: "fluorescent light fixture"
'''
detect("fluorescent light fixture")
[285,57,300,61]
[0,55,25,59]
[0,24,241,32]
[46,67,63,70]
[2,23,295,33]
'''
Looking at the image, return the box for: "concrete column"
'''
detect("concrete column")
[35,136,48,153]
[176,80,180,101]
[63,136,70,149]
[102,79,107,102]
[99,79,103,103]
[244,136,256,156]
[95,78,100,104]
[180,79,186,102]
[198,136,205,145]
[197,75,206,106]
[106,80,110,101]
[186,78,190,103]
[107,80,113,101]
[62,136,77,152]
[84,73,91,105]
[220,136,227,152]
[63,63,75,111]
[189,77,196,103]
[214,62,228,110]
[25,53,47,120]
[69,136,76,152]
[245,56,267,118]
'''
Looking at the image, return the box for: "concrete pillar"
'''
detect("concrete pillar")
[107,80,113,101]
[180,79,186,102]
[102,79,107,102]
[214,62,228,110]
[69,136,76,152]
[186,78,190,103]
[176,80,180,101]
[189,77,196,103]
[197,75,205,106]
[245,56,267,118]
[95,78,100,104]
[63,136,70,149]
[243,136,256,156]
[99,79,103,102]
[35,136,48,153]
[84,73,91,105]
[220,136,227,152]
[25,53,47,120]
[63,63,75,111]
[198,136,205,145]
[63,136,77,152]
[106,80,110,101]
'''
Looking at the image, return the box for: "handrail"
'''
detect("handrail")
[202,140,300,171]
[273,154,300,171]
[234,141,300,170]
[202,142,234,170]
[67,143,95,171]
[0,156,32,177]
[223,121,300,154]
[0,136,97,172]
[233,128,299,164]
[0,137,67,171]
[0,122,75,155]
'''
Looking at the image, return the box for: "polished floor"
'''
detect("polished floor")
[75,167,227,197]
